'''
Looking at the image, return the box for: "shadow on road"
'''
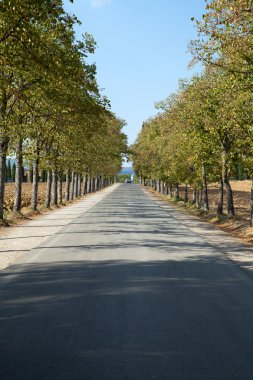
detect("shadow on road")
[1,257,253,379]
[1,184,253,379]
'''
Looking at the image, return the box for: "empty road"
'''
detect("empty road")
[1,184,253,379]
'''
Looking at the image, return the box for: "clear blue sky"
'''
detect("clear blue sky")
[63,0,206,145]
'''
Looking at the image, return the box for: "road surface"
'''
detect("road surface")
[1,184,253,379]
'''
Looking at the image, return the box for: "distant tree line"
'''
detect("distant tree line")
[0,0,127,220]
[132,0,253,225]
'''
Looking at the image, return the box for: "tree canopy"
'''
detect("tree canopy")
[0,0,128,219]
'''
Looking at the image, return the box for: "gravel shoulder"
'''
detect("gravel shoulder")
[0,184,120,270]
[143,187,253,274]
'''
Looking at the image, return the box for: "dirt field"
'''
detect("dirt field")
[179,180,251,221]
[5,180,251,217]
[5,182,49,212]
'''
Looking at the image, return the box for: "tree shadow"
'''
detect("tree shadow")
[1,257,253,380]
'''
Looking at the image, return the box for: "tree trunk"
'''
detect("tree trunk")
[65,167,70,201]
[78,173,82,197]
[41,170,47,182]
[222,152,235,217]
[175,183,179,200]
[196,190,201,209]
[29,166,33,183]
[74,173,78,198]
[90,177,94,193]
[13,139,23,212]
[52,169,58,206]
[45,170,52,208]
[217,176,224,216]
[184,184,188,203]
[31,156,39,211]
[82,173,87,196]
[70,171,75,200]
[96,176,99,192]
[202,166,209,212]
[58,168,63,204]
[250,178,253,227]
[192,188,197,204]
[200,186,203,207]
[0,138,9,220]
[159,180,163,194]
[87,175,91,194]
[224,178,235,217]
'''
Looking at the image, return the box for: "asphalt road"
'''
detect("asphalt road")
[1,184,253,379]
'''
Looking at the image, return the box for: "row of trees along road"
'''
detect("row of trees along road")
[0,0,127,221]
[132,0,253,226]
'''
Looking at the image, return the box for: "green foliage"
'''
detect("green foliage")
[133,67,253,194]
[133,0,253,220]
[0,0,128,217]
[117,174,131,183]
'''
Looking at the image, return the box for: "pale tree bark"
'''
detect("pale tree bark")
[202,165,209,212]
[78,173,82,197]
[96,176,99,192]
[192,188,197,204]
[13,138,23,212]
[175,183,179,200]
[70,171,75,200]
[45,170,52,208]
[0,137,9,220]
[51,169,58,206]
[222,151,235,217]
[217,176,224,216]
[184,184,188,203]
[58,167,63,204]
[160,181,163,194]
[158,180,161,193]
[82,173,87,195]
[31,157,39,211]
[196,190,201,209]
[65,167,70,201]
[250,178,253,227]
[87,175,91,194]
[74,172,78,198]
[200,186,203,207]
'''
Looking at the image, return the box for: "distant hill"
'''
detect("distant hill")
[118,167,135,175]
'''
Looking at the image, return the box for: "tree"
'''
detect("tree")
[11,162,16,182]
[6,159,11,181]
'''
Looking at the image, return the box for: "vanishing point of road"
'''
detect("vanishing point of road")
[1,184,253,379]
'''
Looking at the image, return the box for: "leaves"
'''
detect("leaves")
[0,0,127,216]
